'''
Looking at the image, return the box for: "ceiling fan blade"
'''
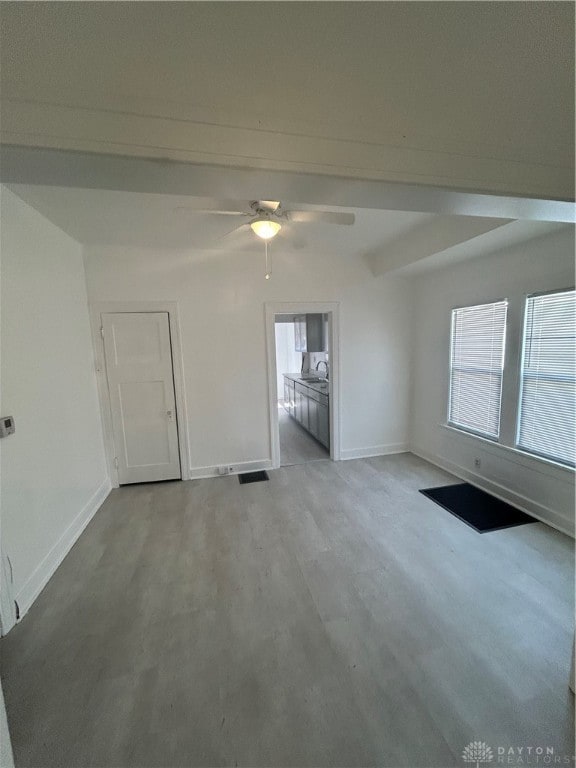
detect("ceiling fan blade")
[174,206,248,216]
[286,210,355,226]
[173,198,253,216]
[217,222,252,242]
[258,200,281,212]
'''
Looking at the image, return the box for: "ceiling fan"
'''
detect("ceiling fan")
[175,199,354,279]
[175,199,355,240]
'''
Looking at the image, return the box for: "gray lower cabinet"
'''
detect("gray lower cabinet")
[318,403,329,448]
[285,375,329,450]
[298,386,309,430]
[308,398,319,439]
[295,387,304,424]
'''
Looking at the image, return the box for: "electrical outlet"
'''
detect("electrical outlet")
[218,466,230,475]
[474,457,481,469]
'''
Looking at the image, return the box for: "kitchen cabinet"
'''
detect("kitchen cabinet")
[308,398,319,439]
[301,394,309,430]
[318,402,329,448]
[295,382,309,429]
[283,375,330,450]
[294,314,326,353]
[295,387,302,423]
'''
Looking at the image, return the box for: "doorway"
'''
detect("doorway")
[101,311,181,484]
[266,302,340,469]
[275,316,330,466]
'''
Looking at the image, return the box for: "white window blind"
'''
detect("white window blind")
[517,289,575,467]
[448,300,508,439]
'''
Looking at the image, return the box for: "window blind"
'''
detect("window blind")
[448,300,508,439]
[517,289,575,467]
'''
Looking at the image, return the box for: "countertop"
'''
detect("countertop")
[283,373,329,395]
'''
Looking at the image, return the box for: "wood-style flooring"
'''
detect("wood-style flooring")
[1,454,574,767]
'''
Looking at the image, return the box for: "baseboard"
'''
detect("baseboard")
[189,459,273,480]
[340,443,409,461]
[16,478,112,618]
[411,447,574,538]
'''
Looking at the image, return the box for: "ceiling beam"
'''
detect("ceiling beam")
[1,146,574,223]
[366,216,513,276]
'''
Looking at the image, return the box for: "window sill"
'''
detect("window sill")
[440,423,575,478]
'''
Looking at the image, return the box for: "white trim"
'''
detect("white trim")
[265,302,341,469]
[411,447,574,538]
[0,549,17,636]
[514,287,576,469]
[2,144,575,218]
[340,444,409,461]
[15,479,111,618]
[189,459,273,481]
[89,301,191,487]
[440,423,574,482]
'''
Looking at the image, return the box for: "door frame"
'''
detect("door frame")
[265,301,341,468]
[90,301,191,488]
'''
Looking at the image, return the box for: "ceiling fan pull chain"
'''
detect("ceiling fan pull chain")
[265,240,271,280]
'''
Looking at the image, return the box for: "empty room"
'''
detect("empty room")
[0,3,574,767]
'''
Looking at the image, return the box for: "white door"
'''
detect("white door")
[102,312,181,484]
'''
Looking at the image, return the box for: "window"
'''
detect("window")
[448,300,508,439]
[517,289,575,467]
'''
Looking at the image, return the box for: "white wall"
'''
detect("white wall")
[0,187,109,616]
[411,226,575,536]
[84,245,413,472]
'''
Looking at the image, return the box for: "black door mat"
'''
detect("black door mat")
[419,483,536,533]
[238,470,269,484]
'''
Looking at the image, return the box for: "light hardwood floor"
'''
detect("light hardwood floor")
[279,408,329,466]
[1,454,574,767]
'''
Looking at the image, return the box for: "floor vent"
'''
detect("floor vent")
[238,470,270,484]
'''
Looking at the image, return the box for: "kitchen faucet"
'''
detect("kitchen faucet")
[315,360,329,379]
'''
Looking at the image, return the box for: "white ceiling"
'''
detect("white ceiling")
[1,3,573,199]
[395,220,569,277]
[2,2,570,162]
[8,184,567,275]
[7,184,433,254]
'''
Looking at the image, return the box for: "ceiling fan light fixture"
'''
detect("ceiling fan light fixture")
[251,217,281,240]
